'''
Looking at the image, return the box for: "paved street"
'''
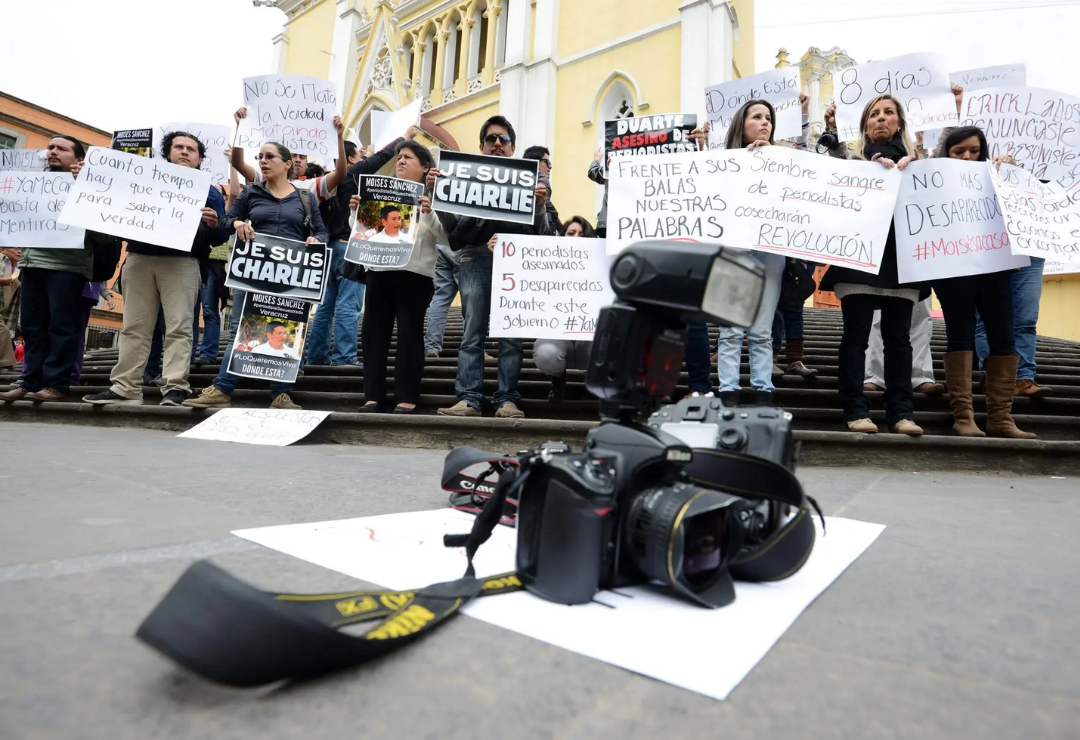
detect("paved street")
[0,422,1077,740]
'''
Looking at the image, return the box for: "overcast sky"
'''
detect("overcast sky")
[1,0,1078,136]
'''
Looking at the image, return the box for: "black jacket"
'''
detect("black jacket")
[322,138,404,242]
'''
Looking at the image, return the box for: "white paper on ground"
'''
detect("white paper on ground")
[179,408,331,446]
[234,507,885,700]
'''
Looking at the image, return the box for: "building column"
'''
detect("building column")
[271,31,290,75]
[482,2,502,85]
[330,0,362,113]
[431,32,448,104]
[679,0,736,114]
[499,0,555,149]
[411,33,424,100]
[455,16,472,97]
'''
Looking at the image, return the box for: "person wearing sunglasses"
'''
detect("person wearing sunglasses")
[426,116,556,419]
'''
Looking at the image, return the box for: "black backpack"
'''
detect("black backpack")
[780,258,818,309]
[91,236,122,282]
[293,185,316,239]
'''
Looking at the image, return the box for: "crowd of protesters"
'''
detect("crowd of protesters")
[0,82,1058,440]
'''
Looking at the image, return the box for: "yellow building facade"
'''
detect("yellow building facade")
[271,0,755,230]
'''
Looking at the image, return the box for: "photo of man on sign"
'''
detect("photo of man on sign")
[250,321,299,359]
[356,203,413,243]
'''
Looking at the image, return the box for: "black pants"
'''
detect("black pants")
[934,271,1014,354]
[362,270,435,405]
[838,294,915,424]
[20,267,87,393]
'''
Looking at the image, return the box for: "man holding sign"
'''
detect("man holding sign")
[83,132,229,408]
[430,116,556,419]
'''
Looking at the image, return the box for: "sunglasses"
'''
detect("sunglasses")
[483,133,512,146]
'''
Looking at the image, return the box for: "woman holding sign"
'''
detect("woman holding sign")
[931,125,1033,439]
[185,141,328,411]
[820,95,926,436]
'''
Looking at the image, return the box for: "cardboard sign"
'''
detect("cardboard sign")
[960,86,1080,181]
[225,232,330,301]
[607,146,902,274]
[489,235,615,339]
[0,150,46,172]
[344,176,424,268]
[431,151,538,225]
[835,53,957,141]
[156,122,231,185]
[990,163,1080,262]
[0,171,86,248]
[236,75,338,159]
[705,68,802,147]
[226,292,309,384]
[58,147,210,251]
[179,408,331,446]
[603,114,699,177]
[233,507,885,702]
[370,99,421,153]
[922,64,1027,156]
[893,159,1029,283]
[111,129,154,157]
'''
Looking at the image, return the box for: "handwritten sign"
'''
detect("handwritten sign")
[226,292,309,384]
[607,147,901,274]
[236,75,338,158]
[345,176,424,268]
[178,408,331,446]
[705,68,802,147]
[370,99,421,153]
[489,235,614,340]
[226,232,329,301]
[923,64,1027,155]
[990,163,1080,262]
[0,150,46,172]
[835,52,957,141]
[58,147,211,251]
[157,122,231,185]
[603,114,699,177]
[432,151,538,225]
[893,159,1029,283]
[961,87,1080,181]
[0,171,86,248]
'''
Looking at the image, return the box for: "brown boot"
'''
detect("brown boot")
[983,355,1036,439]
[943,351,985,437]
[785,339,818,377]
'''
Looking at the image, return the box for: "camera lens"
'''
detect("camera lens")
[626,483,744,608]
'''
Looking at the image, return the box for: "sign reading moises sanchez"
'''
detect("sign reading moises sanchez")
[431,151,539,225]
[225,232,330,302]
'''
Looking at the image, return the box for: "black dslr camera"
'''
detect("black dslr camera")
[510,242,815,609]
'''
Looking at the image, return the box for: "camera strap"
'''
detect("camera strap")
[685,447,824,583]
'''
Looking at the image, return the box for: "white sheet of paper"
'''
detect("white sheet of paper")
[0,149,47,172]
[234,507,885,701]
[0,171,86,248]
[835,52,957,141]
[1045,260,1080,275]
[157,122,231,185]
[58,147,210,251]
[991,162,1080,262]
[178,408,331,446]
[705,67,802,147]
[237,75,339,161]
[489,235,615,340]
[370,100,422,154]
[893,159,1029,282]
[922,64,1027,156]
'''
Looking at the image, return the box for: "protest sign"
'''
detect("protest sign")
[226,232,329,301]
[225,292,310,384]
[705,68,801,147]
[57,147,210,251]
[236,75,338,158]
[607,146,901,274]
[960,87,1080,181]
[370,99,421,153]
[922,64,1027,156]
[893,159,1029,283]
[0,149,46,172]
[111,129,154,157]
[834,53,957,141]
[179,408,331,446]
[156,122,231,185]
[489,235,615,340]
[0,171,86,248]
[990,163,1080,262]
[431,151,538,225]
[603,114,699,177]
[1045,260,1080,275]
[344,176,424,268]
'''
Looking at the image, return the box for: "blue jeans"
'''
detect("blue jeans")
[212,289,294,398]
[306,239,364,365]
[457,251,521,410]
[717,253,785,392]
[425,247,459,354]
[772,303,804,352]
[976,258,1043,379]
[192,270,222,362]
[684,321,713,393]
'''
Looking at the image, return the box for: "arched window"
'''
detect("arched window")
[600,80,635,123]
[494,2,507,67]
[421,26,436,94]
[468,2,488,77]
[443,12,462,89]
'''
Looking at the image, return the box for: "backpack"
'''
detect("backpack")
[293,185,316,239]
[780,258,818,309]
[91,236,122,282]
